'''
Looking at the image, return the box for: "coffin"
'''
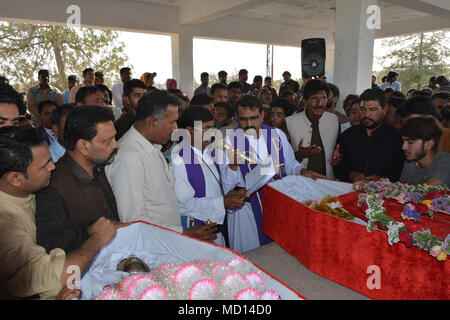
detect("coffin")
[262,176,449,300]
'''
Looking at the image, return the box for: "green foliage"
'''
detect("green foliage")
[0,21,130,91]
[376,31,450,92]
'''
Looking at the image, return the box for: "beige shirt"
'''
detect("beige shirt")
[0,190,65,300]
[106,126,182,233]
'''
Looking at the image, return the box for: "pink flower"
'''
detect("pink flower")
[429,245,442,258]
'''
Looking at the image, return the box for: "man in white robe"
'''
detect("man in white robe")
[222,95,326,253]
[171,107,246,247]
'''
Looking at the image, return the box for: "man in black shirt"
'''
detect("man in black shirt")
[333,88,404,183]
[36,107,126,253]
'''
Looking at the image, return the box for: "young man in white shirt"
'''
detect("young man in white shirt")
[111,67,132,110]
[106,90,218,242]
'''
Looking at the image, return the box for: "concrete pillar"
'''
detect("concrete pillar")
[171,32,194,98]
[333,0,377,112]
[325,48,335,84]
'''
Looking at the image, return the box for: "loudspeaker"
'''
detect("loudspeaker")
[301,38,326,78]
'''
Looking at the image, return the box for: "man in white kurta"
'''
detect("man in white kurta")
[106,126,182,233]
[106,90,218,242]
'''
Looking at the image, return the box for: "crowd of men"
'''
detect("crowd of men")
[0,66,449,300]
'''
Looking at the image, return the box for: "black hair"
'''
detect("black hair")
[253,75,263,83]
[214,101,234,119]
[236,94,262,113]
[387,71,398,81]
[94,84,112,105]
[386,96,406,110]
[135,89,181,123]
[431,92,450,101]
[412,90,432,97]
[120,67,131,76]
[50,104,76,127]
[360,87,387,108]
[227,81,243,91]
[95,71,104,78]
[270,97,294,117]
[436,75,448,85]
[218,70,227,77]
[167,88,182,95]
[264,76,272,82]
[399,117,442,152]
[75,86,100,104]
[68,75,77,82]
[190,93,213,107]
[384,87,395,95]
[429,76,436,83]
[210,83,227,96]
[38,69,49,77]
[0,126,46,178]
[63,106,115,151]
[200,72,209,79]
[83,68,94,76]
[123,79,147,97]
[328,83,340,98]
[396,96,439,119]
[238,69,248,77]
[178,106,214,129]
[302,79,330,100]
[37,100,58,115]
[282,71,291,77]
[0,83,26,115]
[391,91,406,99]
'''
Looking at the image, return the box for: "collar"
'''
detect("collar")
[130,126,163,152]
[63,153,98,186]
[0,189,34,207]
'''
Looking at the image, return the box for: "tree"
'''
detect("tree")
[0,21,130,91]
[376,31,450,92]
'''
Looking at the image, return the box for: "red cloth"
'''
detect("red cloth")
[263,186,450,300]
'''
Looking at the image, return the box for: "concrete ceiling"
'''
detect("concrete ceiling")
[133,0,443,33]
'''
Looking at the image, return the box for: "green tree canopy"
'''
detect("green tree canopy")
[0,21,130,91]
[375,31,450,92]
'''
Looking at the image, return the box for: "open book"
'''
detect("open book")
[245,156,276,196]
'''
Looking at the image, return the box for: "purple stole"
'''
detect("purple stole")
[178,143,222,227]
[231,124,286,246]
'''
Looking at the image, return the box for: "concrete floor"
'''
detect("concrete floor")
[244,242,371,300]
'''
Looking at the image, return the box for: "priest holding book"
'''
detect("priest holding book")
[170,107,247,247]
[222,95,326,253]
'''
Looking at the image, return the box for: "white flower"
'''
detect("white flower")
[386,221,405,246]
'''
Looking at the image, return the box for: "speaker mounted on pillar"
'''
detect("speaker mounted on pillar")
[301,38,326,78]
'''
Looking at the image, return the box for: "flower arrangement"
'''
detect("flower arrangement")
[304,195,355,220]
[357,179,450,262]
[95,257,282,300]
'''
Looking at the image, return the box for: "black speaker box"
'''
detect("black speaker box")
[301,38,326,78]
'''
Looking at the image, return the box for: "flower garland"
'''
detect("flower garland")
[357,180,450,262]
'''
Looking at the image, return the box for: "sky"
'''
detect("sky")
[117,30,388,87]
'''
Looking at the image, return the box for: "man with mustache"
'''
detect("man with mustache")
[333,88,404,183]
[35,106,123,254]
[222,94,325,253]
[286,79,341,178]
[399,117,450,186]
